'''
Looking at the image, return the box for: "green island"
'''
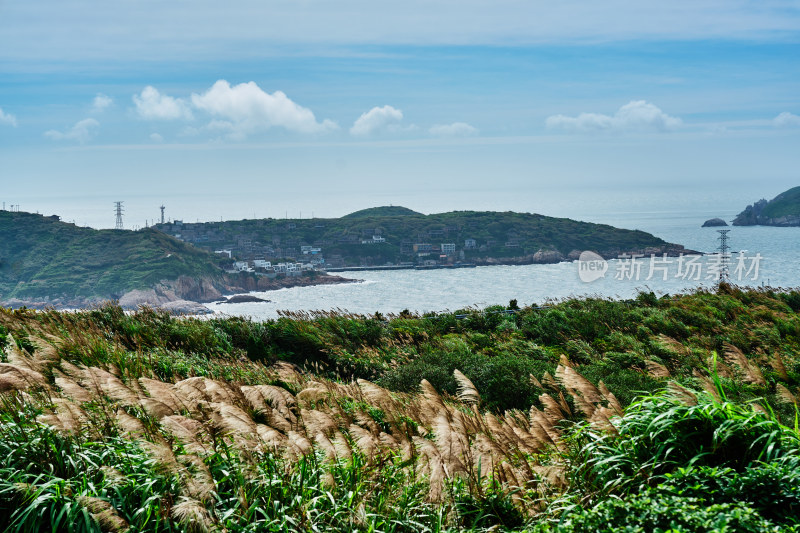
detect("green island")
[0,211,349,309]
[733,186,800,226]
[1,207,689,309]
[1,285,799,531]
[153,206,688,269]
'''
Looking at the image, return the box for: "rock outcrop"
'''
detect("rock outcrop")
[223,294,271,304]
[702,218,728,227]
[114,273,355,312]
[159,300,214,315]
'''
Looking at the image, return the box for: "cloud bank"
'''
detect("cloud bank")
[429,122,478,137]
[0,107,17,127]
[133,86,193,120]
[190,80,337,138]
[350,105,405,136]
[44,118,99,143]
[546,100,682,133]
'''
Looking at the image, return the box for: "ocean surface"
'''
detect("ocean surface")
[210,202,800,319]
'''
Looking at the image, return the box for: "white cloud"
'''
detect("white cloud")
[190,80,337,138]
[429,122,478,137]
[92,93,113,112]
[774,111,800,127]
[350,105,405,136]
[44,118,99,143]
[0,107,17,127]
[149,132,164,142]
[546,100,682,133]
[133,86,193,120]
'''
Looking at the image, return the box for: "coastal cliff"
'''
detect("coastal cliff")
[733,186,800,226]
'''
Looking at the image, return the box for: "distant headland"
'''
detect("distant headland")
[0,210,353,311]
[1,206,690,311]
[733,186,800,227]
[153,206,690,271]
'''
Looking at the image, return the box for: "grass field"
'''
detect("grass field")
[0,285,798,531]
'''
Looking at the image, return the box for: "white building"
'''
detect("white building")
[233,261,253,272]
[441,243,456,254]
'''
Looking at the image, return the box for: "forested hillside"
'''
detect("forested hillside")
[0,211,223,303]
[155,207,685,266]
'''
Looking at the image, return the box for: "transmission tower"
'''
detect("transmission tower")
[160,205,165,224]
[114,201,124,230]
[716,229,730,281]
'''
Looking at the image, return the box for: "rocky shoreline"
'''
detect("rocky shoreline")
[0,246,697,313]
[0,273,358,313]
[470,244,697,266]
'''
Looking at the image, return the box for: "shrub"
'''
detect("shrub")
[642,309,691,339]
[776,317,800,339]
[780,291,800,312]
[565,390,800,501]
[522,309,571,345]
[453,479,524,530]
[661,463,800,525]
[459,305,508,333]
[266,318,329,367]
[212,316,272,361]
[578,366,659,407]
[379,345,546,412]
[533,493,788,533]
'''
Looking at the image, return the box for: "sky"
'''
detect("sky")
[1,0,799,229]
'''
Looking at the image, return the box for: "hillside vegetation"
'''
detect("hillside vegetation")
[0,211,223,303]
[733,186,800,226]
[0,286,799,531]
[154,208,683,267]
[341,206,423,218]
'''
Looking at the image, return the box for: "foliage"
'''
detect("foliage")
[0,211,222,300]
[0,407,182,532]
[153,208,671,266]
[0,287,799,531]
[531,493,791,533]
[342,206,423,218]
[564,391,800,501]
[532,388,800,532]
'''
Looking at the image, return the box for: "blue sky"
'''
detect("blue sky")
[1,1,799,228]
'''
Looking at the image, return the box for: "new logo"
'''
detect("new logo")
[577,251,608,283]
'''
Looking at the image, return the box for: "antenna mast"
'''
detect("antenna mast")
[114,201,124,230]
[160,205,165,224]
